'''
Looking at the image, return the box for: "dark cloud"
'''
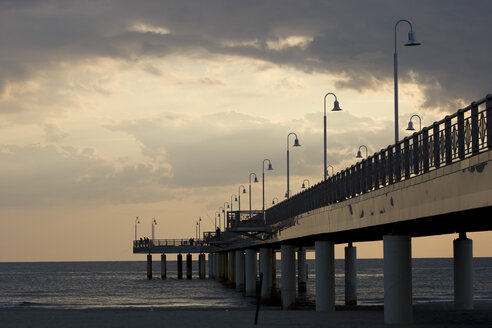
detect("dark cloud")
[1,0,490,113]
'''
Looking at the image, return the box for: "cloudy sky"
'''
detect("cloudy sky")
[1,0,490,261]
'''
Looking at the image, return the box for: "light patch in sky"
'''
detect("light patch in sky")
[266,35,313,50]
[129,23,171,35]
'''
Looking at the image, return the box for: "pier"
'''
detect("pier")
[133,95,492,324]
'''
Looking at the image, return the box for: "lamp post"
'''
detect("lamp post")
[151,218,157,241]
[324,92,342,181]
[195,221,198,240]
[238,185,246,213]
[301,179,310,189]
[326,164,335,177]
[230,194,237,212]
[198,217,201,240]
[134,216,140,241]
[217,208,223,230]
[394,19,421,143]
[223,201,230,229]
[262,159,273,221]
[249,173,258,219]
[406,114,422,132]
[356,145,368,158]
[272,197,279,205]
[215,211,221,230]
[286,132,301,199]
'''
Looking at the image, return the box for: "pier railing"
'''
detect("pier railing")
[261,94,491,226]
[133,238,206,250]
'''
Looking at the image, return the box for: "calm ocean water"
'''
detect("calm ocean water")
[0,258,491,309]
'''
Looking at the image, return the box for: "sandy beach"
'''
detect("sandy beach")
[1,304,491,328]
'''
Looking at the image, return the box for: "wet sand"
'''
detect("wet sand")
[1,304,491,327]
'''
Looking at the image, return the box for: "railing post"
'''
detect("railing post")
[412,133,419,175]
[395,144,402,181]
[387,146,394,185]
[355,163,362,195]
[433,123,441,168]
[471,102,479,154]
[374,153,380,190]
[380,149,386,186]
[367,156,373,191]
[458,109,465,159]
[360,160,366,194]
[403,137,410,179]
[487,94,492,149]
[422,128,429,173]
[445,116,452,164]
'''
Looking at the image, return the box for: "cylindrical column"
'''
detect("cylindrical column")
[383,235,413,324]
[186,253,192,279]
[147,254,152,280]
[297,247,307,292]
[235,250,245,291]
[199,253,206,279]
[454,233,473,310]
[161,254,167,280]
[281,245,296,310]
[245,249,257,296]
[177,253,183,279]
[345,244,357,305]
[221,252,228,282]
[315,241,335,311]
[272,250,277,288]
[228,251,236,286]
[260,248,273,303]
[207,253,213,279]
[215,253,220,280]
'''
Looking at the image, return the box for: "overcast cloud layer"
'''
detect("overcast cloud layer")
[0,0,490,207]
[1,0,490,112]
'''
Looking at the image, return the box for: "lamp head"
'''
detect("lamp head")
[242,188,247,194]
[332,100,342,111]
[406,120,415,131]
[272,200,275,205]
[284,192,288,198]
[405,31,421,46]
[293,138,301,147]
[267,163,273,170]
[254,176,258,183]
[356,150,362,158]
[301,183,306,189]
[234,196,238,202]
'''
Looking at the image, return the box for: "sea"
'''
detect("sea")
[0,258,491,309]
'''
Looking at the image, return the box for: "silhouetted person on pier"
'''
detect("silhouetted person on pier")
[189,238,194,246]
[216,227,221,239]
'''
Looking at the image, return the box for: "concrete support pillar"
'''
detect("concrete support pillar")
[221,252,228,282]
[186,253,192,280]
[245,249,257,297]
[147,254,152,280]
[315,241,335,311]
[272,250,277,288]
[228,251,236,286]
[281,245,296,310]
[207,253,213,279]
[297,247,307,292]
[235,250,245,291]
[260,248,273,303]
[454,233,473,310]
[161,254,167,280]
[177,254,183,279]
[215,253,220,280]
[199,253,206,279]
[383,235,413,324]
[345,243,357,305]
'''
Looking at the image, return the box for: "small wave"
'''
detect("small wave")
[0,301,35,307]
